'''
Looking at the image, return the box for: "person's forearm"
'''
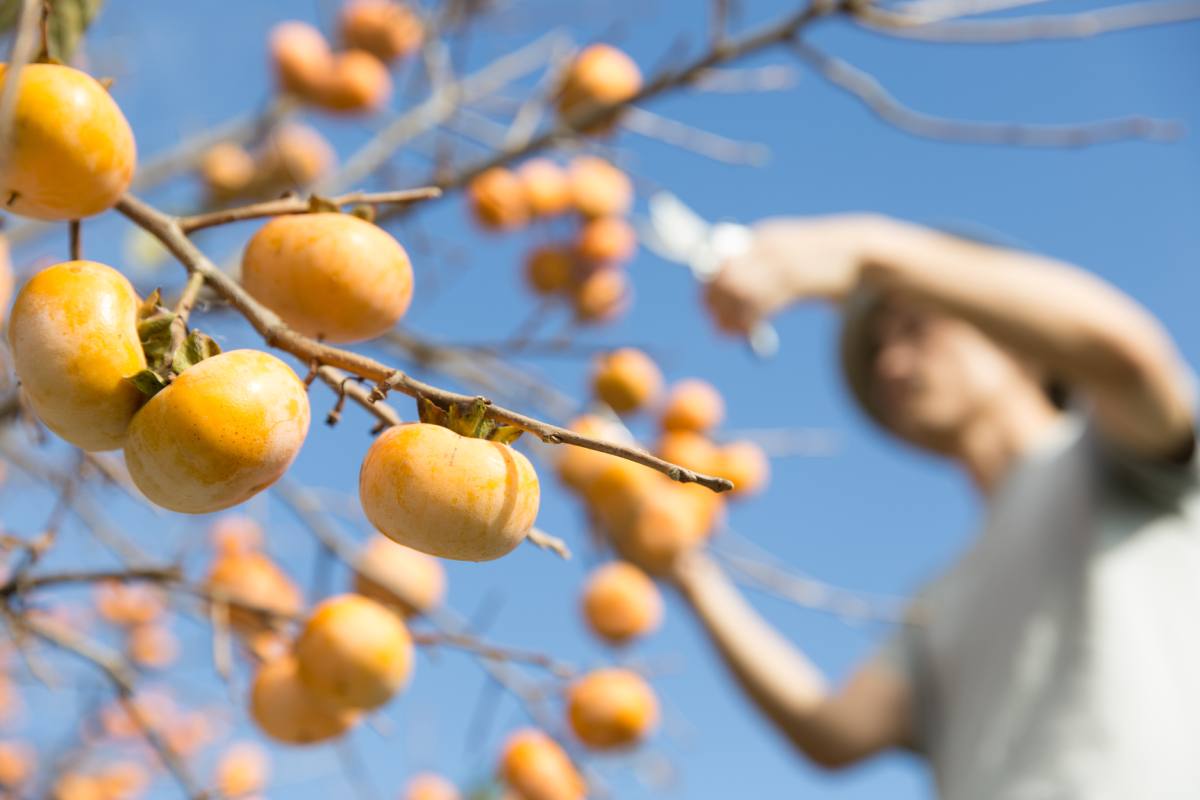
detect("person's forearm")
[672,551,831,750]
[854,218,1175,389]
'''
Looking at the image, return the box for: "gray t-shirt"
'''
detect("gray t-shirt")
[880,413,1200,799]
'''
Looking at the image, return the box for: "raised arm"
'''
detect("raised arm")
[670,549,914,768]
[709,214,1195,461]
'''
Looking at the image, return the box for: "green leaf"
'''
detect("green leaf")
[46,0,106,62]
[171,330,220,374]
[349,204,376,223]
[126,368,167,398]
[489,425,524,445]
[308,194,340,214]
[137,312,176,368]
[0,1,22,34]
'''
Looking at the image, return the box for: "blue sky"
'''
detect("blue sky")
[4,1,1199,798]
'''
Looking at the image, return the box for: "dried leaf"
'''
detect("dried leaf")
[171,330,221,374]
[137,313,176,367]
[45,0,106,62]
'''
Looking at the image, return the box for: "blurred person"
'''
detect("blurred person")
[674,214,1200,798]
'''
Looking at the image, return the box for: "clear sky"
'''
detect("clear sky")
[4,1,1200,798]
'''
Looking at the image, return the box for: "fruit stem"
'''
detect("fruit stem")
[166,271,206,367]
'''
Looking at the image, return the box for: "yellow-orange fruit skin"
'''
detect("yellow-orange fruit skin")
[0,63,136,221]
[592,348,662,415]
[576,216,636,265]
[567,157,632,219]
[360,423,540,562]
[124,350,310,514]
[499,729,585,800]
[581,562,662,645]
[567,668,658,750]
[7,261,146,451]
[553,414,633,495]
[199,142,256,197]
[518,159,572,217]
[605,478,717,574]
[258,123,336,188]
[656,431,718,474]
[0,741,33,789]
[715,440,770,498]
[318,50,393,113]
[557,45,642,134]
[295,594,413,710]
[242,213,413,343]
[572,267,628,323]
[205,551,302,638]
[353,534,446,616]
[468,167,529,230]
[660,379,724,433]
[215,742,269,799]
[524,246,574,296]
[403,772,460,800]
[250,656,359,745]
[270,21,333,98]
[341,0,424,63]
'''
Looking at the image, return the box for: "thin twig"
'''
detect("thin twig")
[177,187,443,233]
[68,220,81,260]
[620,106,770,165]
[525,528,572,560]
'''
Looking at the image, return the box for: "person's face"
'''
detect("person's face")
[866,302,1028,453]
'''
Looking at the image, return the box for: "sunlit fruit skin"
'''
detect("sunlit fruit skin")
[0,63,136,221]
[572,267,629,323]
[656,430,718,474]
[468,167,529,230]
[499,729,585,800]
[258,123,336,188]
[567,668,658,750]
[606,478,716,574]
[557,44,642,134]
[524,246,574,296]
[270,21,333,98]
[0,741,33,789]
[295,594,413,710]
[215,742,269,799]
[205,550,302,638]
[517,159,572,217]
[660,378,724,433]
[360,423,540,561]
[124,350,311,514]
[592,348,662,415]
[242,213,413,343]
[199,142,256,198]
[341,0,424,62]
[250,656,359,745]
[404,772,459,800]
[567,156,632,219]
[576,216,636,265]
[715,440,770,497]
[553,414,631,494]
[353,534,446,616]
[581,562,662,645]
[318,50,393,113]
[7,261,147,451]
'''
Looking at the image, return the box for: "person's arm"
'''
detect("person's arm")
[671,549,914,768]
[708,214,1195,461]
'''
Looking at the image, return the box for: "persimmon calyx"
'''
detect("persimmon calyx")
[127,289,221,397]
[416,396,523,444]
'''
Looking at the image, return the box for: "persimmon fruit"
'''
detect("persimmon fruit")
[581,562,662,645]
[591,348,662,415]
[566,668,658,749]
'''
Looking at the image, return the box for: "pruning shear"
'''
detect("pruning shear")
[639,191,780,359]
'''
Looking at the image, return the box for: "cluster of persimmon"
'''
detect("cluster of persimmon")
[270,0,422,114]
[468,154,638,324]
[199,122,336,202]
[96,580,179,670]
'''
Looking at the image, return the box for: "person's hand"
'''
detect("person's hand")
[704,214,884,335]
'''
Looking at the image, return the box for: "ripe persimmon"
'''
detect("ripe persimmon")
[294,593,413,710]
[605,478,716,574]
[714,440,769,498]
[215,742,270,799]
[8,261,147,451]
[498,729,585,800]
[567,156,632,219]
[576,216,636,265]
[468,167,529,230]
[524,246,574,296]
[127,623,180,669]
[557,45,642,134]
[655,430,718,474]
[250,655,359,745]
[517,159,572,218]
[210,515,265,556]
[0,63,136,220]
[257,123,336,189]
[361,420,540,561]
[242,212,413,343]
[581,562,662,645]
[553,414,632,494]
[0,741,33,789]
[403,772,460,800]
[660,379,724,434]
[571,267,628,323]
[353,534,446,617]
[567,668,658,750]
[205,550,303,639]
[341,0,424,63]
[270,21,333,99]
[124,350,310,514]
[592,348,662,415]
[96,581,165,627]
[318,50,393,113]
[199,142,256,198]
